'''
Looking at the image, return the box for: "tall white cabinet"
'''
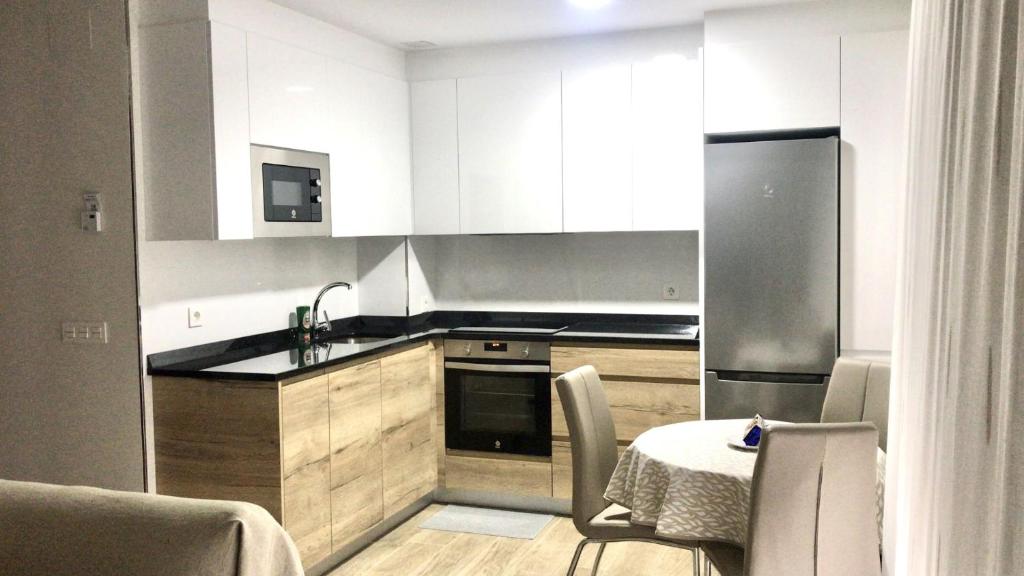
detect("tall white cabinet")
[631,56,703,231]
[457,72,564,235]
[411,79,460,235]
[328,61,412,237]
[139,20,252,241]
[410,57,705,235]
[839,29,909,353]
[246,33,329,154]
[561,65,633,232]
[704,36,840,133]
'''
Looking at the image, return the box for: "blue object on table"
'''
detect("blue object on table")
[743,425,762,447]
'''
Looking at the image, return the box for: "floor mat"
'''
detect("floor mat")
[420,505,554,540]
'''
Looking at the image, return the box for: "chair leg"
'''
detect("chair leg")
[705,551,713,575]
[589,542,607,576]
[692,546,700,576]
[567,539,590,576]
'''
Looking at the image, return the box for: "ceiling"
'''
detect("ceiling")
[268,0,808,49]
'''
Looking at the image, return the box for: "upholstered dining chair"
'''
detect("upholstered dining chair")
[701,423,880,576]
[555,365,701,576]
[820,357,891,450]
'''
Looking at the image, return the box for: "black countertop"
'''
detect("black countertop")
[147,310,699,382]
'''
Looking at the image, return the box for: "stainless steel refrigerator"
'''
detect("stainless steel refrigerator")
[704,135,839,422]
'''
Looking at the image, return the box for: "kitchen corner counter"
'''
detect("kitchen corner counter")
[147,311,699,382]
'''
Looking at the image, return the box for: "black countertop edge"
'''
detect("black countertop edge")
[150,330,445,383]
[147,310,700,382]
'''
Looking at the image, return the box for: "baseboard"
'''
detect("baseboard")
[439,489,571,516]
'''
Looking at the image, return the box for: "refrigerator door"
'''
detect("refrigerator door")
[705,371,830,422]
[704,137,839,376]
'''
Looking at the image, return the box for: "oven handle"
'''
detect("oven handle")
[444,361,550,374]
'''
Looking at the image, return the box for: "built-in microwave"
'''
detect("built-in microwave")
[250,144,331,237]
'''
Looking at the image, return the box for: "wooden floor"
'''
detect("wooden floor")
[327,504,705,576]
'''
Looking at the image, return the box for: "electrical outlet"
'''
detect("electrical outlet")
[662,284,680,301]
[187,307,203,328]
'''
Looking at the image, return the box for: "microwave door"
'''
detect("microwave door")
[262,164,313,222]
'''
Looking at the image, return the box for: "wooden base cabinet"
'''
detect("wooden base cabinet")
[549,343,700,500]
[153,342,437,570]
[382,345,437,516]
[328,359,383,551]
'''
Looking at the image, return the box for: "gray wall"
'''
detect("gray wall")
[0,0,145,490]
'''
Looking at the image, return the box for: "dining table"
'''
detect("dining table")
[603,419,886,546]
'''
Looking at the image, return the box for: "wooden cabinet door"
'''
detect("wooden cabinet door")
[381,345,436,516]
[280,375,332,568]
[704,36,840,133]
[457,72,563,234]
[328,360,383,551]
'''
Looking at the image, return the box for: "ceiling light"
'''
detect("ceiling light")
[568,0,613,10]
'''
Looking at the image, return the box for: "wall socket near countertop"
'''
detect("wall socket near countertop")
[662,284,680,300]
[187,307,203,328]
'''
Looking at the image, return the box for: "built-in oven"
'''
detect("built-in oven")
[250,144,331,237]
[444,339,552,457]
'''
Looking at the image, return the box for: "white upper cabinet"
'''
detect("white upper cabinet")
[562,65,633,232]
[247,33,328,153]
[839,29,909,354]
[411,80,460,235]
[457,72,563,235]
[328,61,412,237]
[632,55,703,231]
[704,36,840,133]
[139,20,252,240]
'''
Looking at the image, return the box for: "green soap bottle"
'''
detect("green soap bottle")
[296,306,311,343]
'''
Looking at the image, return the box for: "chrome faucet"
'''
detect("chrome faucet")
[311,281,352,340]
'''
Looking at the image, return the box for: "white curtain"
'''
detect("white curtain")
[884,0,1023,574]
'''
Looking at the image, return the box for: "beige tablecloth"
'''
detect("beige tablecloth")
[604,419,885,546]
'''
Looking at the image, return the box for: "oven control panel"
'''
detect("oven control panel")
[443,339,550,361]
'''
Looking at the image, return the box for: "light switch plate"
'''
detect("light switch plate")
[662,284,680,300]
[62,321,108,344]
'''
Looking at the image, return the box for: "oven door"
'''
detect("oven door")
[445,361,552,457]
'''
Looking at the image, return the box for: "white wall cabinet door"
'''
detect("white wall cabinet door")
[839,29,909,355]
[457,72,563,234]
[632,55,703,231]
[704,36,840,133]
[247,33,328,153]
[562,65,632,232]
[210,22,253,240]
[138,20,252,240]
[328,60,412,237]
[411,80,460,235]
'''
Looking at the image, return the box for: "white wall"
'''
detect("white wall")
[410,233,699,315]
[137,239,359,353]
[0,0,145,490]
